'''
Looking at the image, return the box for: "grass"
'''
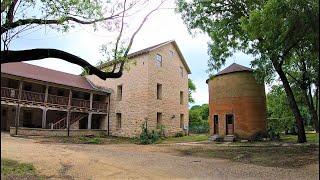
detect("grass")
[160,134,209,144]
[1,158,42,179]
[176,144,319,168]
[281,133,319,143]
[39,135,138,145]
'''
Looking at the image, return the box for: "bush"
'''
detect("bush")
[175,132,184,137]
[249,131,267,142]
[139,121,161,144]
[189,123,209,134]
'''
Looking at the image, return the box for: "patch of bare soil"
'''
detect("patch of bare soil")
[1,133,319,180]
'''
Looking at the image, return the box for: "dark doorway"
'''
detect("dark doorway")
[1,109,7,131]
[226,114,234,135]
[213,115,219,134]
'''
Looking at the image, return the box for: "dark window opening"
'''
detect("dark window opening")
[116,113,122,129]
[157,112,162,127]
[157,83,162,100]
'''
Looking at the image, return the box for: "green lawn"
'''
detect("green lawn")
[281,133,319,143]
[160,134,209,144]
[176,144,319,168]
[1,158,42,179]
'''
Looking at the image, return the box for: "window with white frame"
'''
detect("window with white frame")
[155,54,162,67]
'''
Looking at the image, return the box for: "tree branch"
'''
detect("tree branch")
[1,14,124,35]
[1,49,123,79]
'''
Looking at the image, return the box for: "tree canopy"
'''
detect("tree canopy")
[188,78,196,104]
[177,0,319,143]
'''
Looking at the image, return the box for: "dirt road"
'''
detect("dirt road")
[1,133,319,180]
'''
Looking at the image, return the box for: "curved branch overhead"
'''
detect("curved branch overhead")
[1,49,122,79]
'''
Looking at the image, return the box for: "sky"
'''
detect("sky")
[6,0,253,106]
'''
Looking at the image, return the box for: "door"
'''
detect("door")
[1,109,7,131]
[213,115,219,134]
[226,114,234,135]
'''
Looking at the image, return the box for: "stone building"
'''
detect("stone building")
[1,40,191,137]
[207,63,267,140]
[87,40,191,137]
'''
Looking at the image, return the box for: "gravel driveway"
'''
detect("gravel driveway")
[1,133,319,180]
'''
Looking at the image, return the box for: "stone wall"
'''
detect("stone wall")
[86,42,190,137]
[10,127,107,137]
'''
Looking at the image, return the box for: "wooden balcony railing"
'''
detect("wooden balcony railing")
[21,90,45,103]
[47,94,69,106]
[1,87,19,100]
[2,87,108,111]
[72,98,90,108]
[92,101,107,110]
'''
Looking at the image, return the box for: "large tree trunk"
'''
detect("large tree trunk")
[274,65,307,143]
[307,85,319,132]
[1,49,123,80]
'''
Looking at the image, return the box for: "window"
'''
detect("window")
[169,50,174,56]
[214,115,219,125]
[180,91,184,105]
[156,54,162,67]
[116,113,122,128]
[180,67,183,77]
[226,114,234,124]
[157,112,162,126]
[157,83,162,100]
[180,114,184,128]
[117,85,122,101]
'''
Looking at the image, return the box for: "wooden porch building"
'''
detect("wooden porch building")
[1,62,111,136]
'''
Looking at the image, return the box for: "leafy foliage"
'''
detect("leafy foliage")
[177,0,319,142]
[188,78,196,104]
[189,104,209,133]
[139,121,163,144]
[266,85,313,139]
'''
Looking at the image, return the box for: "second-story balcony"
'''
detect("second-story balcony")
[1,86,108,111]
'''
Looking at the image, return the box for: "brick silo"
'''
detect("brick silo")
[207,63,267,139]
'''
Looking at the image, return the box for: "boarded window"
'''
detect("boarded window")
[157,112,162,126]
[157,83,162,100]
[180,114,184,128]
[180,91,184,105]
[156,54,162,67]
[117,85,122,101]
[116,113,122,128]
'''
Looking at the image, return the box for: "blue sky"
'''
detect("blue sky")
[6,0,253,106]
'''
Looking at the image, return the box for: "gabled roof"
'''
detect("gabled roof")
[215,63,252,76]
[1,62,109,93]
[98,40,191,74]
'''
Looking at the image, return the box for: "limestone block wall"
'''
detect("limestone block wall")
[208,71,267,139]
[147,43,189,136]
[87,42,190,137]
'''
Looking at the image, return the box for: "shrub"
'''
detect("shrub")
[175,132,184,137]
[249,131,267,142]
[139,121,160,144]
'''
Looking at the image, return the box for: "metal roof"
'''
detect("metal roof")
[1,62,107,92]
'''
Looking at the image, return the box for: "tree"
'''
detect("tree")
[1,0,166,79]
[188,78,196,104]
[189,104,209,133]
[177,0,319,142]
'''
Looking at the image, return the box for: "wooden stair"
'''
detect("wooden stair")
[51,113,88,129]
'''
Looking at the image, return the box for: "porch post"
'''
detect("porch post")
[42,108,47,128]
[67,89,72,136]
[88,113,92,129]
[15,81,23,135]
[89,92,93,110]
[44,85,49,104]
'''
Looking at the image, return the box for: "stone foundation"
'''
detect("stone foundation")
[9,127,107,137]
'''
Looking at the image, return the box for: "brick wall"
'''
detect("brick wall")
[208,71,267,139]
